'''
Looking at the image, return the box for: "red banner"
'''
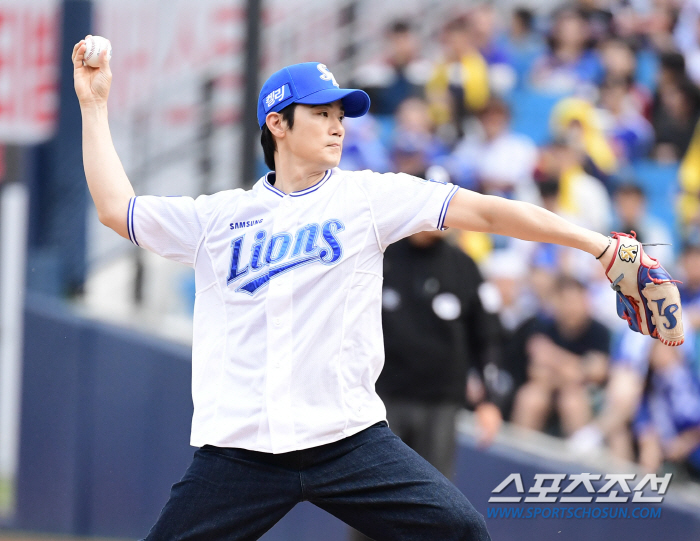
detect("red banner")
[0,0,59,144]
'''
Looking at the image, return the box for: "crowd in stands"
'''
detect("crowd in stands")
[343,1,700,482]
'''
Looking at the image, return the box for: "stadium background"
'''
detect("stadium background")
[1,0,700,539]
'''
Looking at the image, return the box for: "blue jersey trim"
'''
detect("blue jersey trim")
[263,173,284,197]
[127,197,139,246]
[290,169,333,197]
[437,185,459,230]
[263,169,333,198]
[126,198,133,243]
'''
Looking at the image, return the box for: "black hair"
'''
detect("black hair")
[513,7,534,31]
[260,103,297,171]
[547,7,595,52]
[660,52,686,76]
[615,183,645,198]
[388,20,412,34]
[555,274,587,292]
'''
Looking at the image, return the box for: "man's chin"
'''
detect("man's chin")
[320,151,342,169]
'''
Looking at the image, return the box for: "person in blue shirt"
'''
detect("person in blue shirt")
[635,340,700,478]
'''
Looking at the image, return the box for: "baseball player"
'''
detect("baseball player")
[72,37,683,541]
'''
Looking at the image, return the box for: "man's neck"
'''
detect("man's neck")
[272,156,328,194]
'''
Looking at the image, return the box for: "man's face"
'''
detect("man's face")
[282,101,345,169]
[614,190,644,225]
[553,284,590,332]
[387,31,417,67]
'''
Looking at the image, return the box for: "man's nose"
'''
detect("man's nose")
[330,117,344,136]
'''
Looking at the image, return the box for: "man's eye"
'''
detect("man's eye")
[339,117,344,123]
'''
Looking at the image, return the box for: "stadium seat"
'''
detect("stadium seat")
[506,88,569,145]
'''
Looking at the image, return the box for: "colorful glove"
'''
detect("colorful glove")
[605,232,684,346]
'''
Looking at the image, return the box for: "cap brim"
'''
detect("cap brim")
[295,88,370,118]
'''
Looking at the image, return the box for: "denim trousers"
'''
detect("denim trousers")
[143,422,491,541]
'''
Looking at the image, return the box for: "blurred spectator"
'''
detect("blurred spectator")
[598,76,655,163]
[679,118,700,227]
[576,0,614,43]
[651,75,700,162]
[674,0,700,53]
[481,250,536,333]
[377,230,503,476]
[353,20,431,116]
[445,97,538,198]
[678,242,700,366]
[535,142,612,232]
[529,7,604,95]
[611,183,674,264]
[426,15,491,142]
[467,3,517,94]
[571,330,650,460]
[674,0,700,86]
[599,38,652,115]
[550,97,618,180]
[390,97,448,177]
[499,6,547,88]
[479,250,539,416]
[657,51,688,91]
[636,341,700,477]
[511,275,610,437]
[644,0,679,53]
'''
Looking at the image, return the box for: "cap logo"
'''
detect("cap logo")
[264,84,291,112]
[317,64,339,88]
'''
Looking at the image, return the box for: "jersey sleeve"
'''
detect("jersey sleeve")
[126,193,221,267]
[358,171,459,250]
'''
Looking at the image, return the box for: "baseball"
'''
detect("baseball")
[83,35,111,68]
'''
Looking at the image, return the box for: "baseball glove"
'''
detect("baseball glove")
[605,231,684,346]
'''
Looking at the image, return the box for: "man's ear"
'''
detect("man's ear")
[266,112,286,139]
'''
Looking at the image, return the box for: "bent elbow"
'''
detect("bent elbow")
[97,209,114,228]
[97,209,123,232]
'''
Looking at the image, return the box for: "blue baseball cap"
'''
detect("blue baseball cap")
[257,62,370,128]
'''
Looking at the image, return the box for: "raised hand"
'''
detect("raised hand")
[72,36,112,108]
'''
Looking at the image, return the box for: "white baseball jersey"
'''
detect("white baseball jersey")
[127,167,459,453]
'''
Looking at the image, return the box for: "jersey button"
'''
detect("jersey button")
[274,317,281,326]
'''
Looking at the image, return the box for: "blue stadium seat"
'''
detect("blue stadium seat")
[506,88,568,145]
[630,159,680,240]
[373,114,396,149]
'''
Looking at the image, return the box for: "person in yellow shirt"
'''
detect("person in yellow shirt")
[426,16,490,142]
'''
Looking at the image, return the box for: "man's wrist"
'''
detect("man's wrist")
[585,232,610,258]
[80,102,109,122]
[80,101,108,114]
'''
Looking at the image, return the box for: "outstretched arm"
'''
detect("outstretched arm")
[72,36,134,239]
[444,189,612,266]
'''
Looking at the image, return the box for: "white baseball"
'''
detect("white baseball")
[83,36,111,68]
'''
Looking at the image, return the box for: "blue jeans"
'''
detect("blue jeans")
[143,422,490,541]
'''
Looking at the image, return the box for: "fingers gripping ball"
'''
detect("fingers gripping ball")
[606,231,684,346]
[83,36,111,67]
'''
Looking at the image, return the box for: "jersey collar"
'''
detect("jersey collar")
[262,169,334,198]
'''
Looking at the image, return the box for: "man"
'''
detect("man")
[73,36,632,540]
[377,229,502,475]
[352,20,430,116]
[511,275,610,438]
[351,229,502,541]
